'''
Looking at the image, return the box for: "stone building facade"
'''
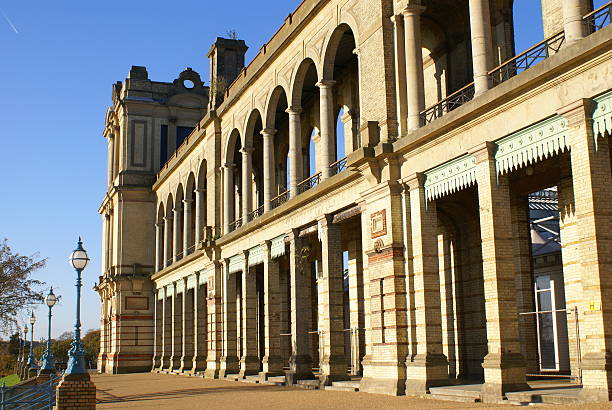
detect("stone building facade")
[95,0,612,403]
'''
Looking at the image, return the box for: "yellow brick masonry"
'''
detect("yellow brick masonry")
[561,99,612,402]
[471,142,529,403]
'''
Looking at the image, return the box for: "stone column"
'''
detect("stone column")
[205,263,223,379]
[160,287,168,370]
[220,260,239,377]
[347,238,365,376]
[173,206,182,263]
[191,272,203,373]
[392,14,408,135]
[239,251,260,377]
[260,240,283,379]
[317,80,336,180]
[469,0,494,96]
[241,146,254,221]
[169,283,180,371]
[180,278,193,372]
[223,163,235,234]
[286,229,314,383]
[183,199,193,256]
[317,215,349,385]
[561,99,612,402]
[403,4,426,131]
[287,107,303,198]
[163,216,172,268]
[563,0,587,43]
[107,136,114,187]
[195,188,205,245]
[155,222,163,272]
[152,290,159,370]
[102,215,109,274]
[471,142,528,402]
[262,128,277,213]
[405,173,449,395]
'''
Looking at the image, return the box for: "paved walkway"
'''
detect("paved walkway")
[92,373,612,409]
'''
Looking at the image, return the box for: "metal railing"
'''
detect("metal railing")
[229,217,243,231]
[584,2,612,33]
[247,205,264,222]
[330,157,348,176]
[488,31,565,86]
[270,191,290,210]
[420,83,476,125]
[297,173,321,194]
[1,373,62,409]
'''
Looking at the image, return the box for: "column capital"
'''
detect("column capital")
[402,172,426,190]
[390,14,405,25]
[316,79,336,89]
[556,98,594,127]
[223,162,236,170]
[173,205,182,213]
[239,146,255,155]
[195,187,206,193]
[317,213,334,229]
[182,198,194,206]
[286,106,302,115]
[261,128,277,137]
[401,4,426,16]
[287,228,300,242]
[164,216,174,222]
[468,141,497,164]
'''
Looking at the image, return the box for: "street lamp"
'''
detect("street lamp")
[26,311,38,371]
[65,237,89,375]
[22,324,28,364]
[40,287,58,372]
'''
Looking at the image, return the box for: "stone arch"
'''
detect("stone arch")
[290,58,319,108]
[243,109,263,148]
[321,23,359,81]
[264,85,290,130]
[224,129,243,166]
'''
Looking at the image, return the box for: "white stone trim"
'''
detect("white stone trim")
[495,115,570,175]
[228,254,244,274]
[270,235,287,259]
[424,154,477,201]
[593,90,612,140]
[248,245,264,267]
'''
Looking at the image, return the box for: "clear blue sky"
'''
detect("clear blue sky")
[0,0,603,340]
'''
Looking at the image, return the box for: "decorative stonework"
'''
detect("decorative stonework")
[592,90,612,140]
[228,254,244,274]
[424,154,477,201]
[125,296,149,310]
[370,210,387,238]
[270,235,287,259]
[187,274,197,289]
[248,244,264,266]
[495,115,570,175]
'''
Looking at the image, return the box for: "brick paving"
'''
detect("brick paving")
[92,373,612,409]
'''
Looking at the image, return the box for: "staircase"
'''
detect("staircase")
[429,385,482,403]
[324,380,361,392]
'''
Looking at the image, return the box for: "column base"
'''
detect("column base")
[319,354,350,386]
[260,355,284,380]
[360,377,406,396]
[286,355,314,384]
[481,352,529,403]
[219,356,239,378]
[238,355,261,378]
[405,353,450,396]
[191,356,206,374]
[179,355,194,372]
[579,351,612,402]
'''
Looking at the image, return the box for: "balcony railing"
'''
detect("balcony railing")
[230,217,243,231]
[585,2,612,33]
[488,31,565,86]
[330,157,348,176]
[297,173,321,194]
[420,83,476,125]
[247,205,264,222]
[270,190,290,210]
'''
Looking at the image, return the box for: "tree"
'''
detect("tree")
[82,329,100,367]
[0,239,46,334]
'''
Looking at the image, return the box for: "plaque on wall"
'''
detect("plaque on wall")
[370,209,387,238]
[125,296,149,311]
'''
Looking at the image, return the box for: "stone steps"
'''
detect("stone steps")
[262,376,287,386]
[324,380,361,392]
[505,388,582,405]
[295,379,320,390]
[429,385,482,403]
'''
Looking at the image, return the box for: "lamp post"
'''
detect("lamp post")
[40,287,58,373]
[21,324,28,377]
[26,311,39,371]
[65,237,89,375]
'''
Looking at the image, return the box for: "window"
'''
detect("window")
[160,125,168,168]
[176,126,194,148]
